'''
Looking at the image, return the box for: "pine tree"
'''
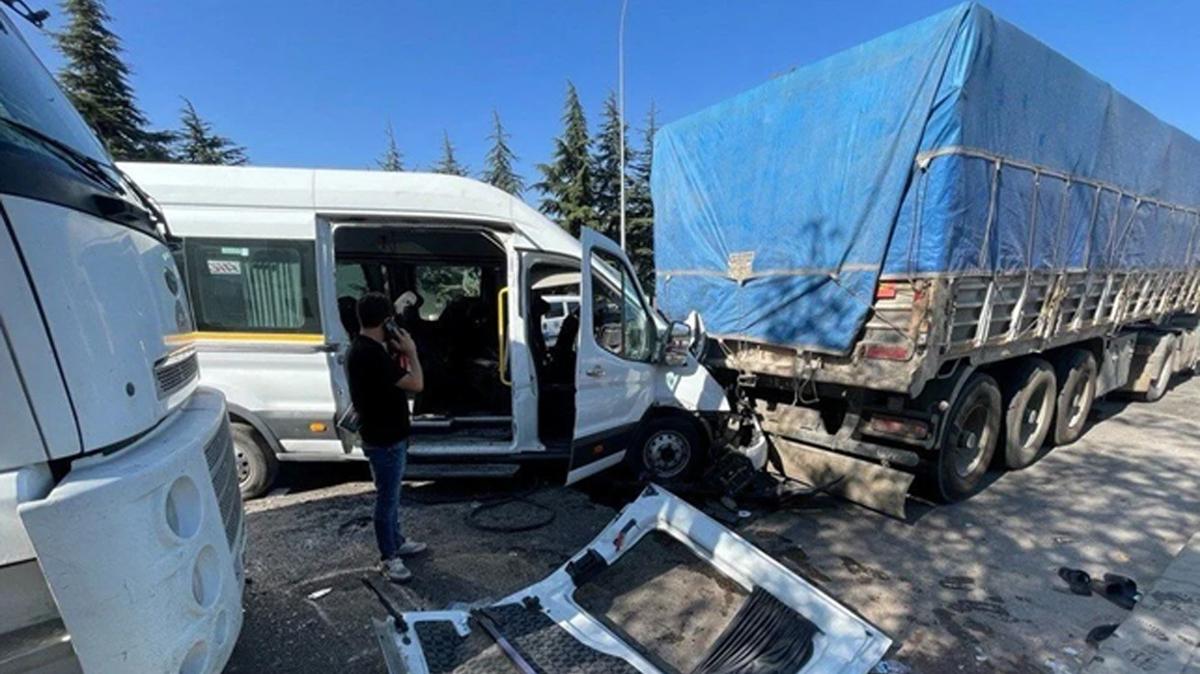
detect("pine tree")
[627,103,659,291]
[432,131,469,176]
[535,82,596,237]
[377,122,404,171]
[481,110,524,195]
[592,91,630,242]
[174,98,247,165]
[55,0,172,160]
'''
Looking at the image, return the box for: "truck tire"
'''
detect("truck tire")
[1051,350,1097,445]
[629,416,705,483]
[1139,336,1177,403]
[999,358,1056,470]
[232,422,278,500]
[932,373,1001,502]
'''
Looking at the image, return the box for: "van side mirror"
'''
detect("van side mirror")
[664,320,693,366]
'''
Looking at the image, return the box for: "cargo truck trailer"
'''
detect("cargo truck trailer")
[652,2,1200,516]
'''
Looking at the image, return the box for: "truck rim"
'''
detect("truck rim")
[644,430,691,479]
[952,402,991,478]
[1020,382,1052,447]
[1150,350,1175,397]
[1066,374,1094,428]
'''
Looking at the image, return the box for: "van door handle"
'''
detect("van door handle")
[586,365,605,378]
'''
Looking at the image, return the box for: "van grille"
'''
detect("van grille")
[155,351,199,399]
[203,422,243,548]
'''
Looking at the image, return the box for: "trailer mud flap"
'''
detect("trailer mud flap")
[773,437,916,520]
[373,485,891,673]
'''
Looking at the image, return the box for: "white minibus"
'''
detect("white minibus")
[1,5,244,672]
[120,163,762,498]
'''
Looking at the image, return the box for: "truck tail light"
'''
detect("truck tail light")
[867,415,929,441]
[862,343,912,361]
[875,282,898,300]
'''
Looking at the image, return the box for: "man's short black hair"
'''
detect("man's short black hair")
[357,292,392,329]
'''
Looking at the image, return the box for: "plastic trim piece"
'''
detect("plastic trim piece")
[374,485,891,673]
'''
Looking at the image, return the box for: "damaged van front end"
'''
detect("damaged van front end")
[372,486,890,674]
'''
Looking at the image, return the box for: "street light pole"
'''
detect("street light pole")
[618,0,629,251]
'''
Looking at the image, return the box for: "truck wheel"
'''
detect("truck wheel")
[999,358,1057,470]
[933,373,1001,502]
[1051,350,1097,445]
[630,416,704,483]
[232,422,278,499]
[1139,336,1177,403]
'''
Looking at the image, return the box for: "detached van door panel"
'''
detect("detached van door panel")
[567,229,658,484]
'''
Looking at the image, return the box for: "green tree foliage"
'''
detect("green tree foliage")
[377,122,404,171]
[432,130,469,176]
[627,103,659,291]
[535,82,596,237]
[591,91,629,243]
[480,110,524,195]
[55,0,172,160]
[174,98,247,165]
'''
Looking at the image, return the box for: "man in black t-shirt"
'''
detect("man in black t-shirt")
[346,292,426,582]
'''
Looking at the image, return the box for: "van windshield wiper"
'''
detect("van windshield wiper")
[112,163,169,235]
[0,115,126,196]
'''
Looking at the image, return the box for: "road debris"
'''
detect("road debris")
[306,588,333,601]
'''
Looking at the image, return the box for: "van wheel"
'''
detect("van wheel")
[1139,336,1177,403]
[932,373,1001,502]
[232,422,278,500]
[999,358,1056,470]
[1052,350,1097,445]
[630,417,704,483]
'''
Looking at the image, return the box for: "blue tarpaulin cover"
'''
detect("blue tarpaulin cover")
[652,2,1200,354]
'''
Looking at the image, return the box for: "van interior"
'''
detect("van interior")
[333,225,512,443]
[525,262,582,446]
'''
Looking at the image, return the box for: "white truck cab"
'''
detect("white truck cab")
[1,6,243,673]
[119,163,752,498]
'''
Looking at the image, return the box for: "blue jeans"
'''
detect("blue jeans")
[363,439,408,560]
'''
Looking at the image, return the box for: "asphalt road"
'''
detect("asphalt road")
[226,375,1200,673]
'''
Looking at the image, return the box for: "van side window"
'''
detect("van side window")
[183,238,320,333]
[590,249,654,362]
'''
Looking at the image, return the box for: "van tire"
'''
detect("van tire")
[232,422,278,500]
[1139,336,1177,403]
[1051,350,1097,445]
[629,416,704,483]
[999,358,1057,470]
[931,373,1001,502]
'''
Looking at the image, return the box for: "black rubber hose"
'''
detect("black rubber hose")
[465,491,556,533]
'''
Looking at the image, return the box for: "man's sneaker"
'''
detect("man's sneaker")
[381,557,412,583]
[396,540,427,557]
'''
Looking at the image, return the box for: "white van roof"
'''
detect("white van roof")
[119,162,581,256]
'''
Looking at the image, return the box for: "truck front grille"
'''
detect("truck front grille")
[155,351,199,399]
[203,422,243,548]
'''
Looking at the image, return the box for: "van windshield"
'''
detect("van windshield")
[0,10,111,165]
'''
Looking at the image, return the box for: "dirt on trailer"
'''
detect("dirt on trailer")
[227,375,1200,674]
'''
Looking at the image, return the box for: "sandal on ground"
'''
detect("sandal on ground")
[1058,567,1093,596]
[1101,573,1140,610]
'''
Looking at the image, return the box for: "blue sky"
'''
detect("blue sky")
[15,0,1200,196]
